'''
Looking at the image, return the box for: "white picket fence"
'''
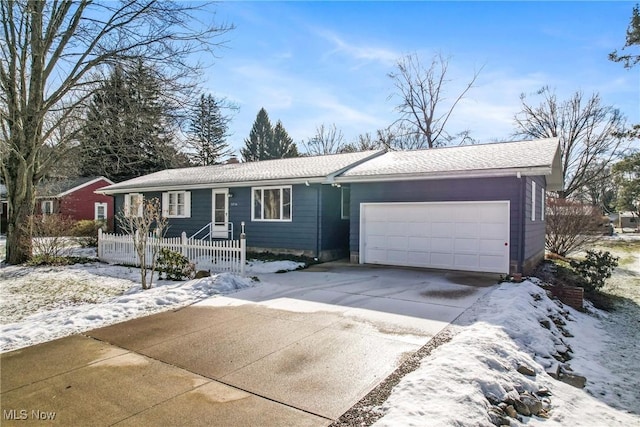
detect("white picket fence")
[97,229,246,275]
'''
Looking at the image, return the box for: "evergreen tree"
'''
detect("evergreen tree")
[187,94,233,165]
[610,4,640,68]
[241,108,273,162]
[271,120,299,158]
[79,61,186,181]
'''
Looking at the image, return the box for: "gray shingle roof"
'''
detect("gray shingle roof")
[339,138,561,186]
[36,176,110,198]
[101,151,382,193]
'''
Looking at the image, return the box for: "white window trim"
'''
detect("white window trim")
[251,185,292,222]
[531,181,536,221]
[541,187,545,221]
[124,193,143,218]
[341,186,350,219]
[162,191,191,218]
[95,202,108,221]
[41,200,53,215]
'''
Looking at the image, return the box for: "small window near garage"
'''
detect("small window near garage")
[124,193,143,217]
[341,186,350,219]
[531,181,536,221]
[162,191,191,218]
[252,186,292,221]
[41,200,53,215]
[95,202,108,221]
[541,187,545,221]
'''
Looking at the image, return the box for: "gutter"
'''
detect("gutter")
[334,166,553,184]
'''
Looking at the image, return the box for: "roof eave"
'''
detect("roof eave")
[97,176,329,195]
[335,166,555,184]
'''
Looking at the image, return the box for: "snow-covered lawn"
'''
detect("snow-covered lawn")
[0,245,305,352]
[1,237,639,426]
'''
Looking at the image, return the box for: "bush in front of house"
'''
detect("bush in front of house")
[72,220,107,247]
[570,250,619,293]
[157,248,195,280]
[27,214,76,263]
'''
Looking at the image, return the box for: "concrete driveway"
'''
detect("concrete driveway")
[1,263,497,426]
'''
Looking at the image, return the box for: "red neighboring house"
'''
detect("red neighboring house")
[37,177,115,229]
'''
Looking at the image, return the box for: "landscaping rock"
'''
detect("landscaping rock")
[505,405,518,418]
[535,387,552,397]
[520,394,543,416]
[488,407,510,426]
[517,363,536,376]
[512,398,531,416]
[559,372,587,389]
[540,319,552,329]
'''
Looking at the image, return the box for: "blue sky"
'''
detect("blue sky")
[198,1,638,154]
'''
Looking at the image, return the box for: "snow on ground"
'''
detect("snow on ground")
[374,235,640,426]
[0,246,311,353]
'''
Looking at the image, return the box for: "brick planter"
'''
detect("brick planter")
[547,285,584,310]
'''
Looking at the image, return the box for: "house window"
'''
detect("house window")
[531,181,536,221]
[41,200,53,215]
[162,191,191,218]
[252,186,292,221]
[95,202,108,221]
[541,187,545,221]
[341,186,350,219]
[124,193,143,217]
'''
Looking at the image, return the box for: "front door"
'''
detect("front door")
[212,189,229,238]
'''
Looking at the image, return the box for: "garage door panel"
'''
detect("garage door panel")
[480,222,506,238]
[361,202,509,273]
[387,222,408,236]
[430,253,454,267]
[408,236,430,251]
[431,222,454,237]
[387,236,408,250]
[454,238,479,252]
[454,223,479,238]
[455,254,479,269]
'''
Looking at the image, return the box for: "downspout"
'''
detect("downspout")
[518,174,525,273]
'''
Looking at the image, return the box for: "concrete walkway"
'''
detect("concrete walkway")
[1,265,497,426]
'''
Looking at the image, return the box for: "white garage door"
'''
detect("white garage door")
[360,201,510,273]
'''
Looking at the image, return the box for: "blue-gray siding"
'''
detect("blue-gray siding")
[349,176,547,272]
[114,183,348,257]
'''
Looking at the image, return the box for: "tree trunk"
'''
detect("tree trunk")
[5,168,36,264]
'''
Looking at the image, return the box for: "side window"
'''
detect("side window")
[341,186,350,219]
[162,191,191,218]
[124,193,143,217]
[540,187,545,221]
[531,181,536,221]
[95,202,108,221]
[41,200,53,215]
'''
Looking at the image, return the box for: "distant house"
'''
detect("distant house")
[614,211,639,230]
[36,177,115,228]
[98,138,563,275]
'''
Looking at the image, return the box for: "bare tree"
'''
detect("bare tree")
[388,52,482,149]
[117,197,168,290]
[340,132,384,153]
[545,196,604,256]
[0,1,231,264]
[514,87,628,199]
[303,124,345,155]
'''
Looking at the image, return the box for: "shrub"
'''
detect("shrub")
[72,220,106,247]
[28,214,75,263]
[157,248,195,280]
[545,196,603,256]
[570,250,619,292]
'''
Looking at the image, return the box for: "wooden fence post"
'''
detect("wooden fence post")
[97,228,103,260]
[240,221,246,275]
[181,232,187,257]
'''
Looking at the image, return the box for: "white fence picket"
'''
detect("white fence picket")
[98,229,246,275]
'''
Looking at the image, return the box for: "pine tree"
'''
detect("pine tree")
[241,108,273,162]
[271,120,299,158]
[187,94,233,165]
[79,61,186,181]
